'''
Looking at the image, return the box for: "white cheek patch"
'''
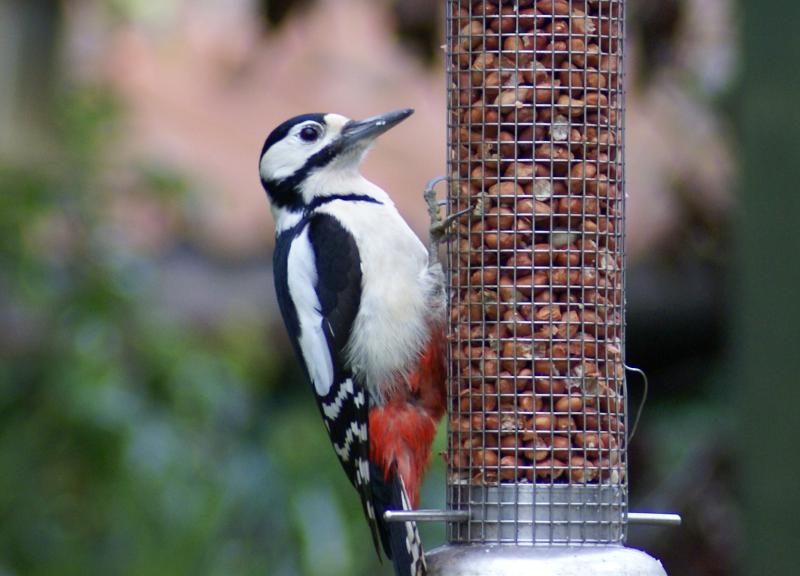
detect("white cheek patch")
[260,116,350,184]
[260,138,319,183]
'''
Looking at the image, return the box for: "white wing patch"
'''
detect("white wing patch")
[286,228,334,397]
[356,457,370,487]
[321,378,354,420]
[332,422,368,461]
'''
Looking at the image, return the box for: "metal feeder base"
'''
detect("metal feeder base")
[449,484,626,544]
[427,544,667,576]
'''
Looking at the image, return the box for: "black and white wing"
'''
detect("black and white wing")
[273,213,380,554]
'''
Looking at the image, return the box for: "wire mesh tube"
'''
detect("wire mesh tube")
[445,0,626,545]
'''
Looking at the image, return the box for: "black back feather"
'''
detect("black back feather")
[273,209,382,557]
[271,196,425,572]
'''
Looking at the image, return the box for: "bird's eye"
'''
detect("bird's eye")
[299,125,321,142]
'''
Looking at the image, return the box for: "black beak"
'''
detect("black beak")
[340,108,414,149]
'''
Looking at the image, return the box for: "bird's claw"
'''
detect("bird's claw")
[424,177,486,246]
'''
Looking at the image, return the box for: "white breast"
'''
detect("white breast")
[318,189,442,401]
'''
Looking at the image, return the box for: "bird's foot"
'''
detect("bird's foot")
[423,177,486,254]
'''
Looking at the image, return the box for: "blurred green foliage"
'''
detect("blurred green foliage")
[0,83,446,575]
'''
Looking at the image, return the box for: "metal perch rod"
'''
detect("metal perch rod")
[385,509,681,527]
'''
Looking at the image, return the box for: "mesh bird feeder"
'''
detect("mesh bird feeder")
[422,0,678,572]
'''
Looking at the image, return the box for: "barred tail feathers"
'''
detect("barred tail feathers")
[388,474,427,576]
[368,462,427,576]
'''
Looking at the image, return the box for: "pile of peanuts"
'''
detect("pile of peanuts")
[446,0,625,485]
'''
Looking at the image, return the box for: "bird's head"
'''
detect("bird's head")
[259,109,414,215]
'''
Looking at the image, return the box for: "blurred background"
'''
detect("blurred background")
[0,0,795,575]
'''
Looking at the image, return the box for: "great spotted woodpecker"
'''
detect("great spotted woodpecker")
[259,109,446,576]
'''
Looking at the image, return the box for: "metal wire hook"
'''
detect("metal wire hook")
[624,363,649,444]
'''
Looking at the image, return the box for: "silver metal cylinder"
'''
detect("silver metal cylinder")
[436,3,673,572]
[446,0,628,545]
[427,544,667,576]
[449,484,624,544]
[433,2,671,569]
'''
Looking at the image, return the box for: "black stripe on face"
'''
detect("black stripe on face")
[260,113,329,210]
[262,140,344,210]
[262,176,305,211]
[266,120,365,207]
